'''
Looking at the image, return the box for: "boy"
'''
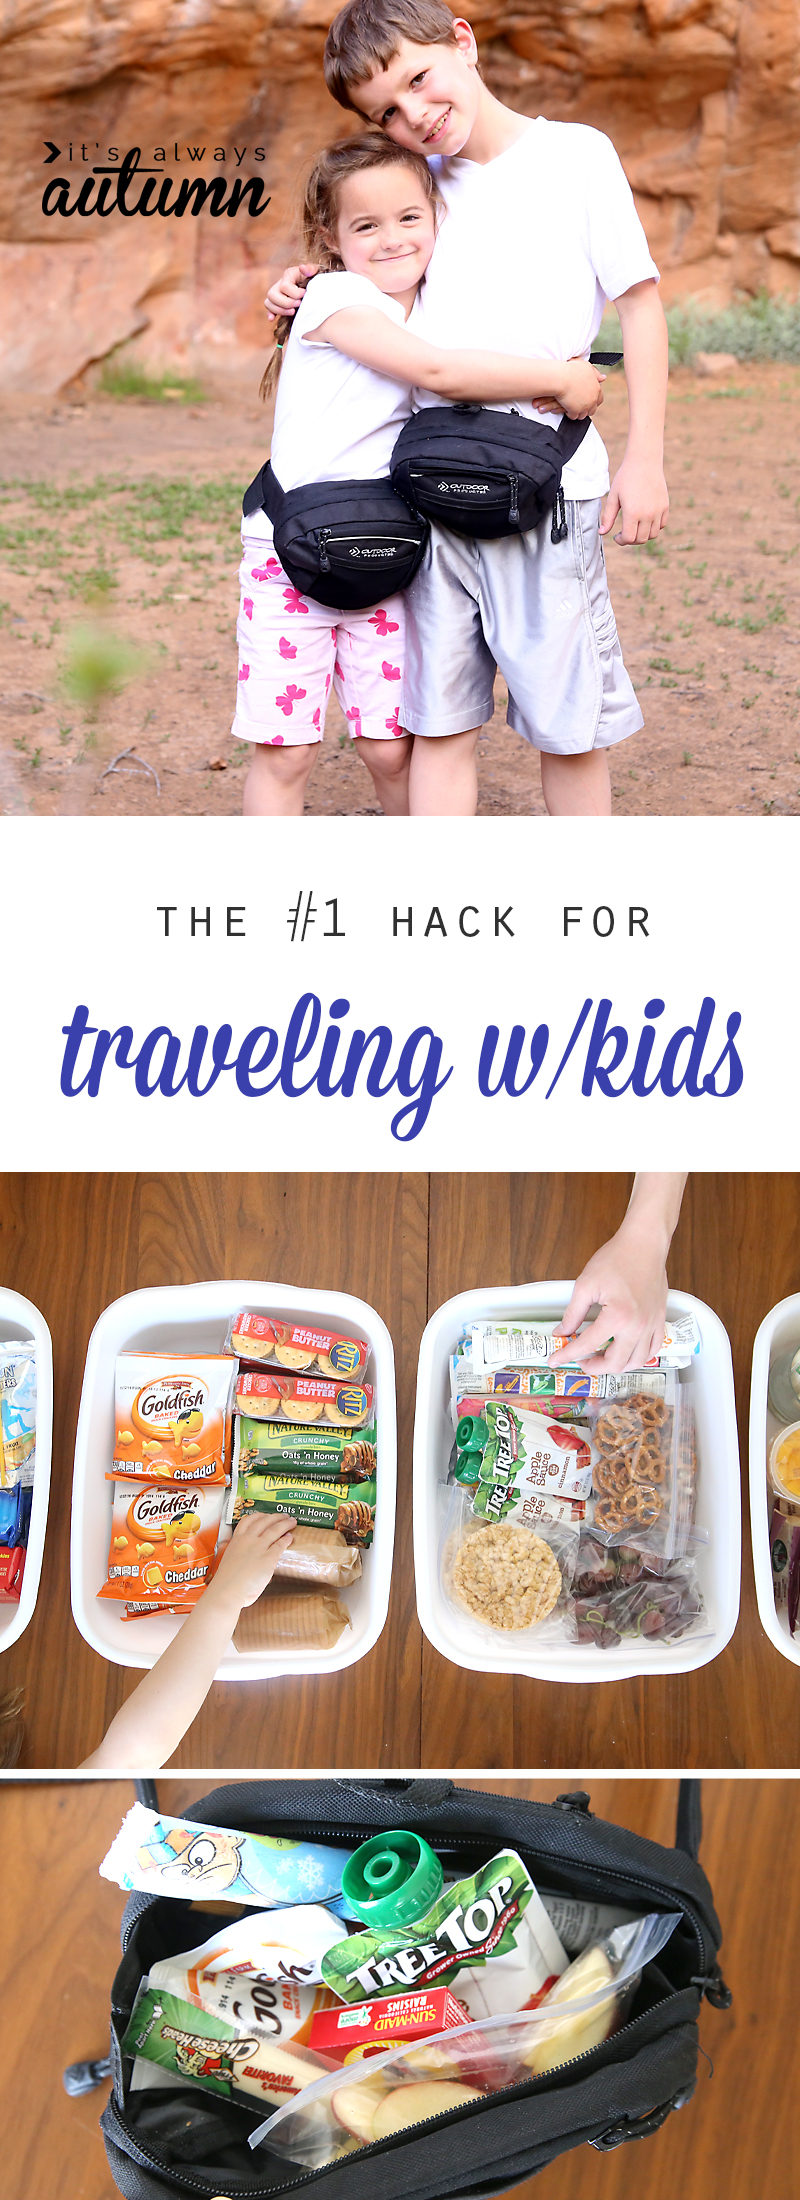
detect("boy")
[267,4,669,816]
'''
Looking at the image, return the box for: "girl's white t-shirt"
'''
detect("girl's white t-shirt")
[411,119,660,500]
[246,271,412,543]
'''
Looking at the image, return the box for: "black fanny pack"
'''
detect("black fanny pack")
[391,402,592,542]
[242,462,429,611]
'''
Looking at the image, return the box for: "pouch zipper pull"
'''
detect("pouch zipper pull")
[553,1790,592,1814]
[319,529,331,572]
[551,487,568,543]
[509,473,520,525]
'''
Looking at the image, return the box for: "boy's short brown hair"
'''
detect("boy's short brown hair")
[324,0,460,112]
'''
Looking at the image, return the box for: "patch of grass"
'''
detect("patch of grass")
[99,362,206,404]
[665,290,800,368]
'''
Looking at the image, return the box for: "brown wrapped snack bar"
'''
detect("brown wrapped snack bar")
[271,1524,363,1589]
[233,1591,352,1653]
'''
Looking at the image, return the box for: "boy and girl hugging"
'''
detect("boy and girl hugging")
[232,2,669,821]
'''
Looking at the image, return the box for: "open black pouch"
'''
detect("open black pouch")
[99,1778,729,2200]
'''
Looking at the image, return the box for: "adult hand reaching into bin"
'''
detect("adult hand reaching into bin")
[548,1173,687,1375]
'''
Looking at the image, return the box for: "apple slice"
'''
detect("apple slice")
[521,1945,616,2076]
[331,2071,391,2146]
[372,2081,486,2141]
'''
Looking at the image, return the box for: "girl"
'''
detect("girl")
[234,131,604,818]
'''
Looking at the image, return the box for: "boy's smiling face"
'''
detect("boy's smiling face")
[350,25,482,159]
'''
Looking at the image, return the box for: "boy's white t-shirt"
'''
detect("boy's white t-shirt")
[412,119,660,500]
[246,270,412,542]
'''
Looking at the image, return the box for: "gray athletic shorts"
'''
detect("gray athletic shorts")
[400,497,643,754]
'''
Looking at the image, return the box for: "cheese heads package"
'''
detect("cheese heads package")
[98,1479,227,1602]
[111,1354,235,1484]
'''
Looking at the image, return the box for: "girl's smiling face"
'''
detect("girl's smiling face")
[329,163,437,304]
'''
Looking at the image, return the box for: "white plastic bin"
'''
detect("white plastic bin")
[414,1282,740,1682]
[749,1292,800,1667]
[0,1288,53,1655]
[71,1280,396,1679]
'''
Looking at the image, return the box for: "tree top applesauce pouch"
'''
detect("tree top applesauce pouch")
[111,1354,235,1484]
[99,1479,227,1602]
[226,1310,369,1380]
[320,1852,567,2016]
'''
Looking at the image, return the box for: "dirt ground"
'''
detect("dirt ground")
[1,361,799,817]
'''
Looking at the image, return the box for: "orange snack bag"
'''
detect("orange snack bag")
[98,1480,227,1603]
[110,1354,235,1484]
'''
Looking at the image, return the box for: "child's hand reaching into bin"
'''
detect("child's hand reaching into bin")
[82,1513,296,1773]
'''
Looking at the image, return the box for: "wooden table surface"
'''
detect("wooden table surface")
[1,1171,798,1770]
[2,1774,792,2200]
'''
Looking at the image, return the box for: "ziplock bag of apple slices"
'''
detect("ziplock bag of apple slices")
[250,1911,680,2169]
[587,1375,702,1563]
[439,1484,578,1641]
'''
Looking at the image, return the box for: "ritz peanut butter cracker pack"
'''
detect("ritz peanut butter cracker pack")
[111,1354,235,1484]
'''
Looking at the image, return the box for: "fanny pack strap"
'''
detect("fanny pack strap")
[555,412,593,466]
[242,460,284,523]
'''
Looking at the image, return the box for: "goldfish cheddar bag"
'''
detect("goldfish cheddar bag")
[111,1354,235,1484]
[98,1479,227,1603]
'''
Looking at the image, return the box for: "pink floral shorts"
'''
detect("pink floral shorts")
[231,534,407,746]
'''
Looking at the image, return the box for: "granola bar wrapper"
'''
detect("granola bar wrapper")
[235,1369,373,1429]
[110,1354,235,1485]
[231,1467,376,1547]
[451,1360,667,1414]
[271,1524,363,1589]
[234,1412,377,1481]
[98,1479,227,1602]
[234,1591,353,1653]
[225,1311,369,1381]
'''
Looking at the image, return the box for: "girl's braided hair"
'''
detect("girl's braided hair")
[260,130,440,400]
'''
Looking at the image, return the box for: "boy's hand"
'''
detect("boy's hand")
[601,457,669,544]
[207,1512,296,1610]
[265,263,319,322]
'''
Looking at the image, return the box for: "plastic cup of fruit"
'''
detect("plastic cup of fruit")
[768,1421,800,1506]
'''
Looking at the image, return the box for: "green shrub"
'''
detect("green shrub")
[597,290,800,369]
[62,622,144,712]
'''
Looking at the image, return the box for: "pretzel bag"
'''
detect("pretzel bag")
[586,1377,698,1561]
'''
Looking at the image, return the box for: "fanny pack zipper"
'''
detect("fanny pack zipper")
[109,1990,692,2199]
[317,529,421,572]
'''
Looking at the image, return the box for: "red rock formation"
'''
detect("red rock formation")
[0,1,797,393]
